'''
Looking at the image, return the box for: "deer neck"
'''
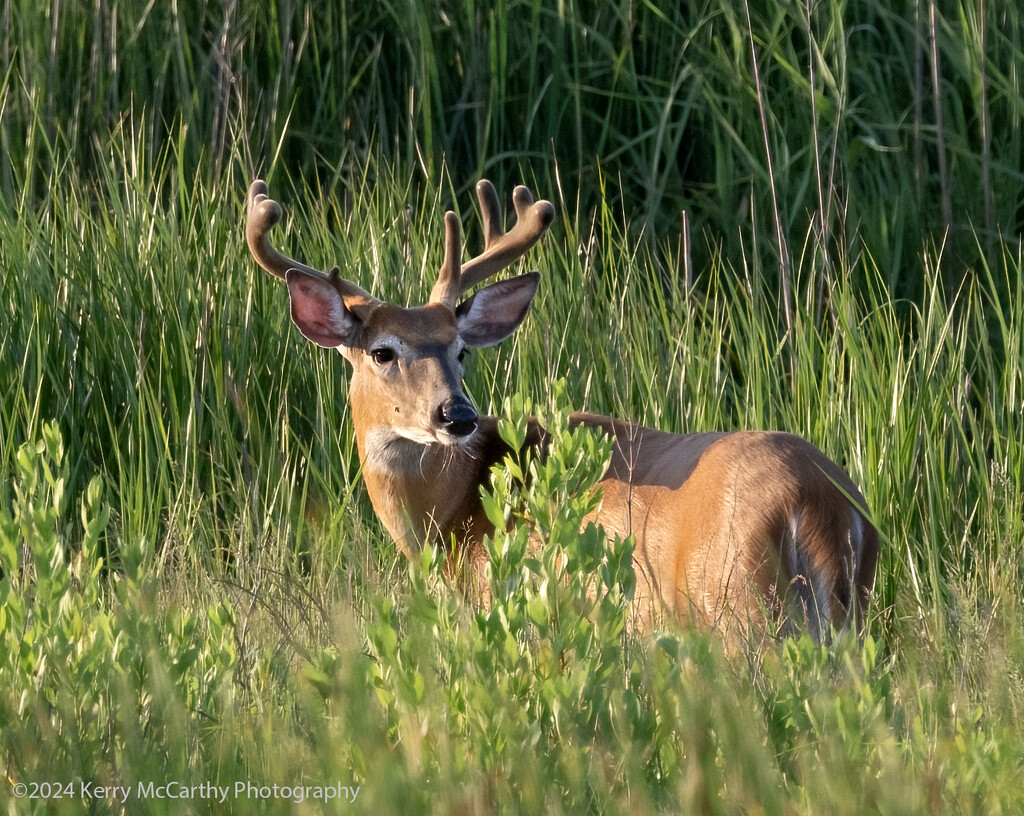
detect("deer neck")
[348,388,498,563]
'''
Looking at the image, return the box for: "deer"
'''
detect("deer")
[245,178,878,643]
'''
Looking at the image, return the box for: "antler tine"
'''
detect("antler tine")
[455,180,555,296]
[246,180,327,281]
[428,211,463,310]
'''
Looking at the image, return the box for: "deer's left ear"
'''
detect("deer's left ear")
[455,272,539,348]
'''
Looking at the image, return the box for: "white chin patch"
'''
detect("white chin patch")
[436,426,478,446]
[392,426,442,445]
[397,425,479,446]
[365,426,474,471]
[365,425,475,459]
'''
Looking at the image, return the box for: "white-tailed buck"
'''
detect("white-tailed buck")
[246,178,878,641]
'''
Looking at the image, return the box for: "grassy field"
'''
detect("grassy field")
[3,0,1024,813]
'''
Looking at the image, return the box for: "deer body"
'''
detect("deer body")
[575,414,873,636]
[246,179,878,641]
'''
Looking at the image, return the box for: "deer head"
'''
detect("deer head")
[245,179,554,455]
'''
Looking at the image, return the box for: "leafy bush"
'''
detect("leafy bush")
[1,425,243,813]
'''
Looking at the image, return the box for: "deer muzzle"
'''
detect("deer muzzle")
[436,397,478,439]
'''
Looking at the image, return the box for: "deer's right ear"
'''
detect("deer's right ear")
[285,268,362,349]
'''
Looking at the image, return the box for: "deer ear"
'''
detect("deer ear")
[286,268,362,348]
[456,272,539,347]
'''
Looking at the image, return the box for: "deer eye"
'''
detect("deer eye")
[457,348,470,363]
[370,347,396,365]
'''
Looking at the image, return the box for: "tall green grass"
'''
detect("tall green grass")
[2,0,1024,813]
[4,0,1023,298]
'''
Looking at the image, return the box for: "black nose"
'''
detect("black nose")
[436,398,478,438]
